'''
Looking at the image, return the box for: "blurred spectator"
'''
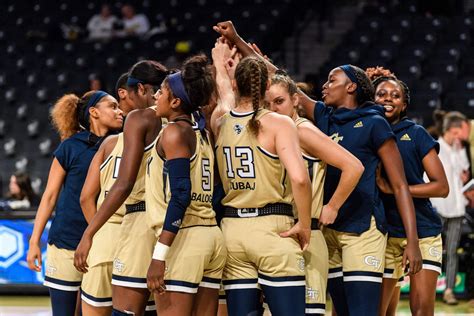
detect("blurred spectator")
[0,172,38,211]
[427,109,446,139]
[88,73,105,91]
[87,4,117,41]
[115,4,150,38]
[430,111,470,305]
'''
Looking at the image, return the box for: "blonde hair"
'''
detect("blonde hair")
[50,90,97,140]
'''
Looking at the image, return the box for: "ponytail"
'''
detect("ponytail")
[50,90,105,140]
[51,94,81,140]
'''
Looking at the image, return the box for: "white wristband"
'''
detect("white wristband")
[152,242,170,261]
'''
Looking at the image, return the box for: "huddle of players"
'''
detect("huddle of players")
[30,20,449,316]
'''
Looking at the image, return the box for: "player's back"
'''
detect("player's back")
[215,109,292,209]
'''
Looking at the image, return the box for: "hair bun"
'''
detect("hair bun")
[365,66,395,82]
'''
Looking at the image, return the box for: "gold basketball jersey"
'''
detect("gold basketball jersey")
[215,109,293,208]
[295,117,327,219]
[98,133,126,223]
[124,132,157,206]
[146,123,216,235]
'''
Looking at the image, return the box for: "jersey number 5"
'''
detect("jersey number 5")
[201,158,211,191]
[223,147,255,179]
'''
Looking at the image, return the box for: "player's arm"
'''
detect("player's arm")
[298,122,364,225]
[210,38,236,137]
[411,150,449,197]
[74,111,148,272]
[80,136,118,223]
[213,21,317,120]
[147,123,193,293]
[380,148,449,198]
[27,158,66,271]
[272,115,311,250]
[378,139,422,274]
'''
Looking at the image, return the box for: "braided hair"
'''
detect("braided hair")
[234,56,268,135]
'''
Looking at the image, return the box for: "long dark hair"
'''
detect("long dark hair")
[8,172,37,203]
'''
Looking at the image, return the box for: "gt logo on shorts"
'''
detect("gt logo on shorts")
[306,287,319,300]
[364,255,381,269]
[46,265,57,276]
[428,246,441,259]
[113,258,125,273]
[297,258,305,272]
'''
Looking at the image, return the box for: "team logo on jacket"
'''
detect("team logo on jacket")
[353,121,364,128]
[233,124,244,134]
[400,133,411,141]
[330,132,344,143]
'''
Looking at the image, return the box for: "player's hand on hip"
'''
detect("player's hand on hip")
[147,259,167,295]
[319,204,339,226]
[27,243,42,272]
[73,234,92,273]
[403,241,422,275]
[280,221,311,251]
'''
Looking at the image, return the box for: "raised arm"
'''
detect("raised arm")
[378,139,422,274]
[27,159,66,272]
[210,39,236,136]
[272,115,312,250]
[298,122,364,225]
[213,21,278,74]
[214,21,317,120]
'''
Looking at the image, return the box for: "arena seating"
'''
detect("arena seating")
[307,0,474,126]
[0,0,300,194]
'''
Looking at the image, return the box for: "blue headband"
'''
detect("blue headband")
[83,90,108,128]
[126,76,145,86]
[167,72,192,111]
[339,65,363,97]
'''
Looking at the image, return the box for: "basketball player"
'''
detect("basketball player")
[145,54,226,315]
[210,43,313,314]
[266,71,364,315]
[74,60,167,316]
[367,67,448,316]
[27,91,123,316]
[77,73,141,315]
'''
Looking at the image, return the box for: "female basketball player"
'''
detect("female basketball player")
[26,90,123,316]
[213,20,421,316]
[145,54,225,316]
[77,73,144,316]
[210,41,313,315]
[366,67,448,316]
[74,60,168,316]
[266,71,364,315]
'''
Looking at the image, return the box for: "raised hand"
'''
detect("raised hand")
[213,21,239,44]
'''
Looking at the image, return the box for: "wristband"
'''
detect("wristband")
[152,242,170,261]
